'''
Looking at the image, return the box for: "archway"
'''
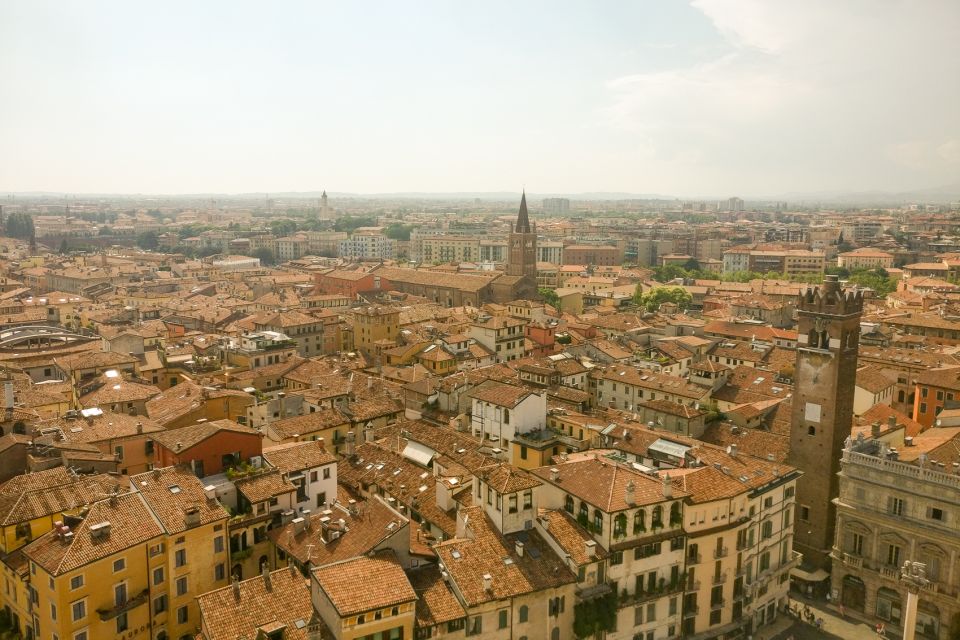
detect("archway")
[876,587,902,626]
[841,575,865,612]
[917,601,940,639]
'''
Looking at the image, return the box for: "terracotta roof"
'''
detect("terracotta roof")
[235,469,297,504]
[23,492,163,575]
[855,365,897,394]
[408,564,467,628]
[538,509,609,566]
[267,408,350,440]
[435,506,575,606]
[476,464,542,494]
[197,567,314,640]
[467,380,536,408]
[150,418,260,453]
[263,440,336,475]
[532,457,685,511]
[131,465,229,534]
[313,551,416,616]
[50,412,164,445]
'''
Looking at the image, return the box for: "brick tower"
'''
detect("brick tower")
[507,191,537,279]
[789,274,862,571]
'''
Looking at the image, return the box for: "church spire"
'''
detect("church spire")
[515,190,531,233]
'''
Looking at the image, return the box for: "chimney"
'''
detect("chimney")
[549,467,560,482]
[887,415,897,431]
[232,576,241,600]
[541,516,550,531]
[262,565,272,592]
[292,516,306,533]
[345,431,355,456]
[364,424,375,443]
[729,443,738,458]
[482,573,493,592]
[89,521,112,539]
[625,480,636,506]
[184,505,201,527]
[871,421,881,438]
[515,541,525,557]
[3,382,13,410]
[136,421,143,434]
[203,485,217,502]
[662,474,673,499]
[585,540,597,558]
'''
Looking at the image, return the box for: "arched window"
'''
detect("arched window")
[634,509,646,533]
[552,628,561,640]
[519,605,529,623]
[564,495,574,514]
[652,506,663,529]
[670,502,682,526]
[613,513,627,538]
[593,510,603,534]
[578,502,589,524]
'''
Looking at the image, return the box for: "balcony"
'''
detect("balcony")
[714,546,729,559]
[880,566,899,580]
[683,604,699,618]
[575,582,612,602]
[687,553,702,565]
[712,573,727,586]
[97,589,149,621]
[842,552,863,569]
[685,580,701,592]
[710,599,726,611]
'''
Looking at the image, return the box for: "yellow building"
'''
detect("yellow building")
[350,306,400,355]
[24,493,164,640]
[311,551,417,640]
[130,466,232,640]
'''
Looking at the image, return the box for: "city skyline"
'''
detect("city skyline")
[2,0,958,196]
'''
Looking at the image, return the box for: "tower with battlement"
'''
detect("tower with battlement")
[789,274,863,571]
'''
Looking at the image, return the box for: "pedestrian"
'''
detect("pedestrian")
[878,622,886,637]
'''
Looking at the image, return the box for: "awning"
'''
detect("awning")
[402,441,436,467]
[791,567,830,582]
[650,438,691,459]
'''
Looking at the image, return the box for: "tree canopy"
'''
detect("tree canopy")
[5,213,34,240]
[634,286,693,312]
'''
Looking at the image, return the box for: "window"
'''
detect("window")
[310,471,318,482]
[496,493,502,511]
[177,606,188,624]
[114,582,127,605]
[73,632,88,640]
[886,544,901,567]
[215,563,225,581]
[51,603,57,620]
[807,426,816,436]
[593,511,603,534]
[635,606,644,626]
[508,495,518,514]
[634,509,646,533]
[611,551,624,566]
[72,599,86,622]
[175,549,186,567]
[323,467,331,480]
[154,595,167,614]
[176,576,188,596]
[498,609,508,629]
[70,575,84,590]
[520,445,528,460]
[761,520,773,540]
[116,612,128,633]
[799,505,810,522]
[112,558,125,573]
[564,496,574,513]
[928,507,944,521]
[889,497,905,516]
[523,491,532,509]
[613,513,627,538]
[519,605,528,623]
[153,567,164,585]
[466,615,482,636]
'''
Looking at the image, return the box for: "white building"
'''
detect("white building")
[263,439,338,511]
[468,380,546,458]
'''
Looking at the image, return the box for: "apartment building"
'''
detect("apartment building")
[420,235,481,263]
[339,229,395,260]
[838,248,895,270]
[469,316,526,363]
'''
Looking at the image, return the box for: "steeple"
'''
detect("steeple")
[515,190,531,234]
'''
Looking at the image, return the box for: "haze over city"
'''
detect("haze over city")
[2,0,959,198]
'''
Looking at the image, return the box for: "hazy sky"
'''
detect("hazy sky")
[1,1,958,196]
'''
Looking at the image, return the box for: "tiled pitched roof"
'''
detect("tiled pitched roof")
[130,465,229,534]
[197,567,314,640]
[466,380,535,408]
[313,551,416,616]
[435,507,575,606]
[235,469,297,504]
[267,409,350,440]
[150,418,260,452]
[538,509,609,566]
[408,564,466,627]
[263,440,336,475]
[531,457,685,511]
[23,492,163,575]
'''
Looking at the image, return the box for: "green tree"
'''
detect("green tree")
[334,216,378,233]
[59,239,69,255]
[269,219,298,237]
[5,212,35,240]
[252,247,276,266]
[652,264,689,282]
[538,287,560,308]
[682,257,701,272]
[634,286,693,312]
[136,231,159,250]
[385,223,414,241]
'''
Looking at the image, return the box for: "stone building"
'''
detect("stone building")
[832,427,960,638]
[788,275,863,573]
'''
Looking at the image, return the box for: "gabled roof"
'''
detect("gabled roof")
[150,419,260,453]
